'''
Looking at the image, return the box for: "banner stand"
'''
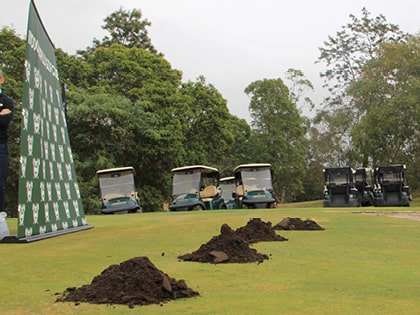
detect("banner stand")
[10,0,93,242]
[1,224,93,243]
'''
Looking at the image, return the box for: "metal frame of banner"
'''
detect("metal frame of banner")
[0,224,94,243]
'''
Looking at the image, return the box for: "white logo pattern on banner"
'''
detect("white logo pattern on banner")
[18,59,86,237]
[20,156,27,178]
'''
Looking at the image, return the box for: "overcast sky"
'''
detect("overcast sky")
[2,0,420,121]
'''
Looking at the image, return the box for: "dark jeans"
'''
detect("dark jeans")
[0,143,9,213]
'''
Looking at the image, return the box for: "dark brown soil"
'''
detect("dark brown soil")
[234,218,288,243]
[178,218,288,264]
[56,256,199,307]
[274,217,324,230]
[55,217,299,307]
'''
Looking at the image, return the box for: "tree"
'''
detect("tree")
[62,10,249,211]
[0,27,26,97]
[55,48,90,90]
[218,115,252,175]
[349,36,420,189]
[313,8,407,167]
[284,68,315,113]
[67,93,136,212]
[283,69,322,201]
[318,7,405,109]
[83,44,180,101]
[82,7,158,55]
[178,76,234,167]
[244,78,306,202]
[67,90,188,213]
[65,43,186,212]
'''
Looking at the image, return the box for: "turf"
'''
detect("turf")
[1,205,419,315]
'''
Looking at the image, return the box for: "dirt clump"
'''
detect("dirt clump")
[56,256,199,307]
[234,218,288,243]
[178,223,269,264]
[274,217,324,230]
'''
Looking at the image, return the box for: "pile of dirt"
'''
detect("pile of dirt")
[178,223,269,264]
[274,217,324,230]
[234,218,288,243]
[56,256,199,308]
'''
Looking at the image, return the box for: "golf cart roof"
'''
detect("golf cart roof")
[355,167,373,176]
[233,163,271,173]
[355,167,372,172]
[220,176,235,182]
[376,164,406,172]
[96,166,135,176]
[171,165,219,173]
[323,167,355,174]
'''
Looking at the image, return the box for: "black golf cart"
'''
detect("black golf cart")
[323,167,359,207]
[373,164,412,207]
[354,167,374,206]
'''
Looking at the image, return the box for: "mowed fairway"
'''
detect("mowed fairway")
[1,205,419,315]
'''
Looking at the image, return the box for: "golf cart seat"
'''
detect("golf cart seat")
[200,185,218,201]
[103,193,125,202]
[236,185,244,197]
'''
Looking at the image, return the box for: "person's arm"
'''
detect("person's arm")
[0,98,14,125]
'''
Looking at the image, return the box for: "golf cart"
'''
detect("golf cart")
[96,167,142,214]
[354,167,374,206]
[323,167,359,207]
[220,176,236,209]
[169,165,226,211]
[373,164,412,207]
[232,163,277,209]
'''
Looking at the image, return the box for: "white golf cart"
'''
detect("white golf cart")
[96,167,142,214]
[169,165,226,211]
[233,163,277,209]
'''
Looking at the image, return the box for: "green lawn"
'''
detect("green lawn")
[1,205,419,315]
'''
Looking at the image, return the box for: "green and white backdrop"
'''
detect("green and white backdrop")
[16,0,89,240]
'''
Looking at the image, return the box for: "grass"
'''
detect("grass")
[1,204,419,315]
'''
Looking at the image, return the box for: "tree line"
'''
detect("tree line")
[0,7,418,214]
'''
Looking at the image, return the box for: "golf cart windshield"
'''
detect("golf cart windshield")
[172,171,201,196]
[241,168,273,191]
[380,170,402,183]
[98,169,135,198]
[220,178,235,200]
[354,171,364,183]
[328,172,349,185]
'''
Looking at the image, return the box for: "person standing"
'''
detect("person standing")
[0,70,15,213]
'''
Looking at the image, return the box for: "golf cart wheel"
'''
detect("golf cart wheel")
[192,205,204,211]
[241,203,248,209]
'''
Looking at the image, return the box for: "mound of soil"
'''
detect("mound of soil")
[234,218,288,243]
[274,217,324,230]
[56,256,199,307]
[178,223,269,264]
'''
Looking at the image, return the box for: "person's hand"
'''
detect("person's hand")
[0,109,11,115]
